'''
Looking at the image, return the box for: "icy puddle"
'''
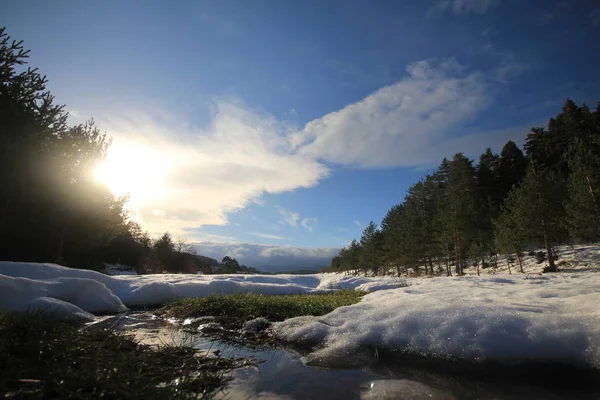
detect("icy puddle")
[88,312,600,400]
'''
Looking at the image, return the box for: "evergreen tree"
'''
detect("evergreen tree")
[497,163,567,271]
[359,221,384,275]
[445,153,477,274]
[341,239,362,274]
[498,140,527,198]
[219,256,241,274]
[475,148,502,262]
[565,138,600,242]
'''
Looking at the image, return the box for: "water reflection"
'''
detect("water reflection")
[90,313,600,400]
[192,338,375,400]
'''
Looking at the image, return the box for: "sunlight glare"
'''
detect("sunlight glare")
[95,141,171,202]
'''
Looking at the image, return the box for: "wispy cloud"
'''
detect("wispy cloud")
[248,232,285,240]
[294,58,492,168]
[354,220,362,227]
[493,61,531,84]
[99,100,328,237]
[427,0,500,16]
[301,217,318,232]
[276,206,301,227]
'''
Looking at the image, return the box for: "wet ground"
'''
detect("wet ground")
[86,312,600,400]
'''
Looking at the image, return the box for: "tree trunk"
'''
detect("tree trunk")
[585,173,600,224]
[446,247,452,276]
[506,255,512,274]
[513,245,524,273]
[541,214,556,270]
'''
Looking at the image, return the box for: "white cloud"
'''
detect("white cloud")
[428,0,500,15]
[98,57,526,240]
[248,232,285,240]
[354,220,362,227]
[99,100,328,237]
[276,206,301,227]
[294,58,492,168]
[493,61,530,84]
[301,217,318,232]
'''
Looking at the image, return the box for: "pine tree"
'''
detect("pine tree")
[498,140,527,198]
[475,148,502,262]
[380,204,407,276]
[445,153,477,274]
[359,221,383,276]
[496,163,567,272]
[565,138,600,242]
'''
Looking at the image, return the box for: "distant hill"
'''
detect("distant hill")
[278,269,319,275]
[193,242,339,273]
[195,254,221,268]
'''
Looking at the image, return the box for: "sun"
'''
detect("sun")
[95,141,170,202]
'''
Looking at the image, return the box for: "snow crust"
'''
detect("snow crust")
[272,273,600,369]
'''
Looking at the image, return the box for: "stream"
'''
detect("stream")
[86,312,600,400]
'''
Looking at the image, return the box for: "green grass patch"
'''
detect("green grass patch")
[0,312,238,399]
[163,290,366,329]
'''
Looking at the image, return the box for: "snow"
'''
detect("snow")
[2,246,600,369]
[0,262,404,319]
[463,244,600,276]
[0,273,125,321]
[272,273,600,369]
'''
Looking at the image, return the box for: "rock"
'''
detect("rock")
[242,317,271,333]
[197,322,224,333]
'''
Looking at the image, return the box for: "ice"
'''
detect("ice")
[272,273,600,369]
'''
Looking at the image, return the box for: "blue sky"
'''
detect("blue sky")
[3,0,600,257]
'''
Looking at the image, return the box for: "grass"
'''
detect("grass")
[0,312,241,399]
[162,290,366,329]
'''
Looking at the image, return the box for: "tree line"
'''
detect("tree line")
[329,98,600,276]
[0,27,257,275]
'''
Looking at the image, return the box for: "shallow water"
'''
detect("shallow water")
[192,338,600,400]
[89,313,600,400]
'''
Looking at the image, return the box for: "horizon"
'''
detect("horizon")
[3,0,600,270]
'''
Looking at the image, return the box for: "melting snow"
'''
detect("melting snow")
[1,251,600,368]
[0,261,402,318]
[272,273,600,369]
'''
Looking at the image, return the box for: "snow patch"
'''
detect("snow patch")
[273,274,600,369]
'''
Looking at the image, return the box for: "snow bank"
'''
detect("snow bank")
[272,273,600,369]
[0,273,126,321]
[0,262,405,320]
[3,261,600,368]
